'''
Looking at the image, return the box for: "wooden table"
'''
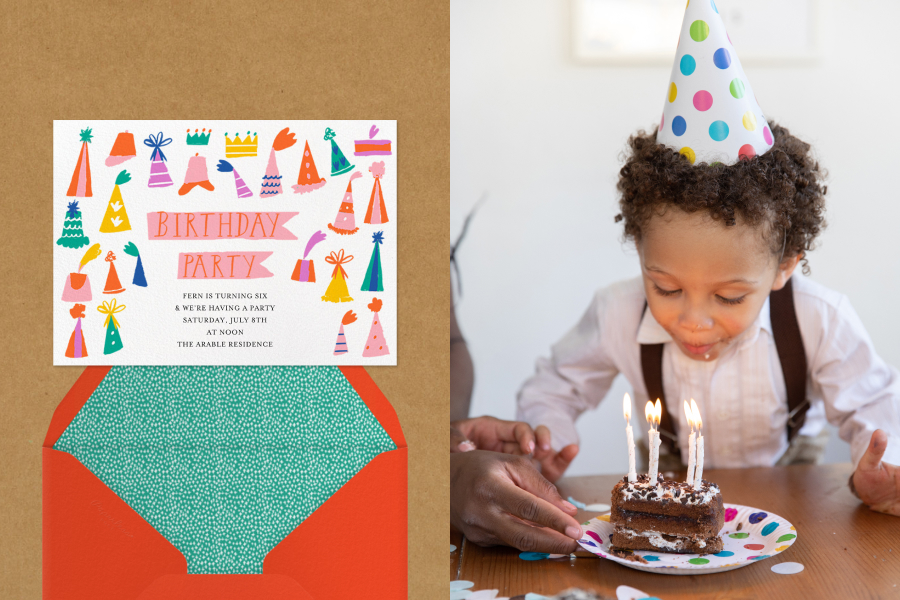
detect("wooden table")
[452,464,900,599]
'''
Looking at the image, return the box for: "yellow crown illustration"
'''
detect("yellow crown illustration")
[225,131,259,158]
[186,128,211,145]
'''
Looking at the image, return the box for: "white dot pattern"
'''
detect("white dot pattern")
[53,365,396,574]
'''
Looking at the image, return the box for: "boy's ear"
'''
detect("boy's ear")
[771,253,802,291]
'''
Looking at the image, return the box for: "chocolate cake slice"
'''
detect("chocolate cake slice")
[609,473,724,555]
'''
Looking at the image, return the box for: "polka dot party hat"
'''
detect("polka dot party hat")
[656,0,773,165]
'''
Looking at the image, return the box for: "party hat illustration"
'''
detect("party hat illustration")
[656,0,773,165]
[97,298,125,355]
[62,243,101,302]
[364,161,389,225]
[56,201,91,249]
[324,127,355,176]
[362,298,390,358]
[333,310,357,355]
[260,128,298,197]
[362,231,385,292]
[65,304,89,359]
[123,241,147,287]
[144,132,174,188]
[217,160,253,198]
[291,230,326,282]
[327,171,362,235]
[103,250,125,294]
[321,249,354,303]
[99,170,133,233]
[66,128,93,197]
[292,141,327,194]
[179,153,215,195]
[105,131,136,167]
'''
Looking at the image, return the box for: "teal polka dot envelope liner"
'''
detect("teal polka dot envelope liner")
[578,503,797,575]
[43,365,407,600]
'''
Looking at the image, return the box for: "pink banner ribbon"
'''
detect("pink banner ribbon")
[178,252,274,279]
[148,212,298,240]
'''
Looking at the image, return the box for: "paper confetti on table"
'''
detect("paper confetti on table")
[771,562,805,575]
[616,586,660,600]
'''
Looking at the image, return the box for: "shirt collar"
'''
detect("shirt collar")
[635,295,773,347]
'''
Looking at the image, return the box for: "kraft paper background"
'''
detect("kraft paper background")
[0,1,449,597]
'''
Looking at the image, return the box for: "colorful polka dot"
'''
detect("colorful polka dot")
[708,120,729,141]
[690,20,709,42]
[711,0,718,12]
[519,552,550,561]
[644,555,661,561]
[744,544,765,551]
[749,512,768,524]
[714,550,735,557]
[679,147,696,164]
[761,522,780,536]
[585,530,603,544]
[660,113,665,131]
[680,54,696,76]
[742,111,757,131]
[668,82,677,103]
[693,90,713,111]
[724,507,737,522]
[672,116,687,136]
[713,48,731,69]
[763,126,774,145]
[750,555,771,561]
[689,557,710,565]
[776,534,796,543]
[599,514,611,522]
[729,78,745,99]
[729,533,749,539]
[739,144,756,160]
[775,545,791,552]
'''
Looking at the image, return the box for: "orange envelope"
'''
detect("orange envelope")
[43,366,407,600]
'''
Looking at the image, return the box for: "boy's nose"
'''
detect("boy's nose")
[680,311,714,333]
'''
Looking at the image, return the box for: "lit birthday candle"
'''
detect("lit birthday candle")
[684,399,696,485]
[691,399,705,489]
[646,400,662,483]
[623,393,637,482]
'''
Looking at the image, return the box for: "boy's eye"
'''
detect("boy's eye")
[653,284,680,297]
[716,294,746,306]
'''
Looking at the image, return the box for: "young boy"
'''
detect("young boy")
[517,1,900,516]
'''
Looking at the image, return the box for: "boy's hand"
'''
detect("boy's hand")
[450,416,536,455]
[450,450,582,553]
[852,429,900,516]
[533,425,579,483]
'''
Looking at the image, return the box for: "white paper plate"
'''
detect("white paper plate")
[577,503,797,575]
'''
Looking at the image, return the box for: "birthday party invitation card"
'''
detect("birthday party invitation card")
[53,120,396,365]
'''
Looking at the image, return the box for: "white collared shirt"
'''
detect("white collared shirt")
[516,274,900,468]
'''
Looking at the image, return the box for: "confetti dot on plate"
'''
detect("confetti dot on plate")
[586,530,603,544]
[689,557,710,565]
[599,514,611,522]
[776,534,797,543]
[519,552,550,561]
[679,147,696,164]
[711,0,718,12]
[751,555,772,561]
[744,544,765,551]
[742,111,757,131]
[714,550,735,557]
[771,562,805,575]
[693,90,713,111]
[708,120,729,141]
[775,545,790,552]
[764,126,774,145]
[729,533,749,539]
[680,54,697,76]
[669,82,678,103]
[690,20,710,42]
[672,116,687,136]
[724,507,737,522]
[713,48,731,69]
[643,555,661,561]
[739,144,756,161]
[729,78,745,99]
[761,522,780,536]
[749,512,768,524]
[660,113,665,131]
[451,581,475,591]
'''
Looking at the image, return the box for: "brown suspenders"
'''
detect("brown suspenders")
[640,277,810,458]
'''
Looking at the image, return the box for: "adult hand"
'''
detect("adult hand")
[451,416,536,455]
[533,425,579,483]
[852,429,900,516]
[451,450,582,553]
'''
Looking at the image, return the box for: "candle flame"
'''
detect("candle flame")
[654,398,662,428]
[690,398,702,430]
[623,393,632,422]
[644,401,654,426]
[684,400,694,431]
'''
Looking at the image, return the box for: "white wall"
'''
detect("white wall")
[451,0,900,475]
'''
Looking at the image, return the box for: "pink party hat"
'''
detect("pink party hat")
[217,160,253,198]
[145,132,174,188]
[178,153,215,196]
[327,171,362,235]
[362,298,389,357]
[260,148,283,196]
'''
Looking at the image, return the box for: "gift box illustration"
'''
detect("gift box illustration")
[61,243,101,302]
[291,231,326,283]
[43,365,407,599]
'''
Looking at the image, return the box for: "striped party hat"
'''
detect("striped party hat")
[260,128,297,197]
[144,132,173,188]
[333,310,357,355]
[656,0,773,165]
[217,160,253,198]
[327,171,361,235]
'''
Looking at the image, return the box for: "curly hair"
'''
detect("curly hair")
[615,122,826,274]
